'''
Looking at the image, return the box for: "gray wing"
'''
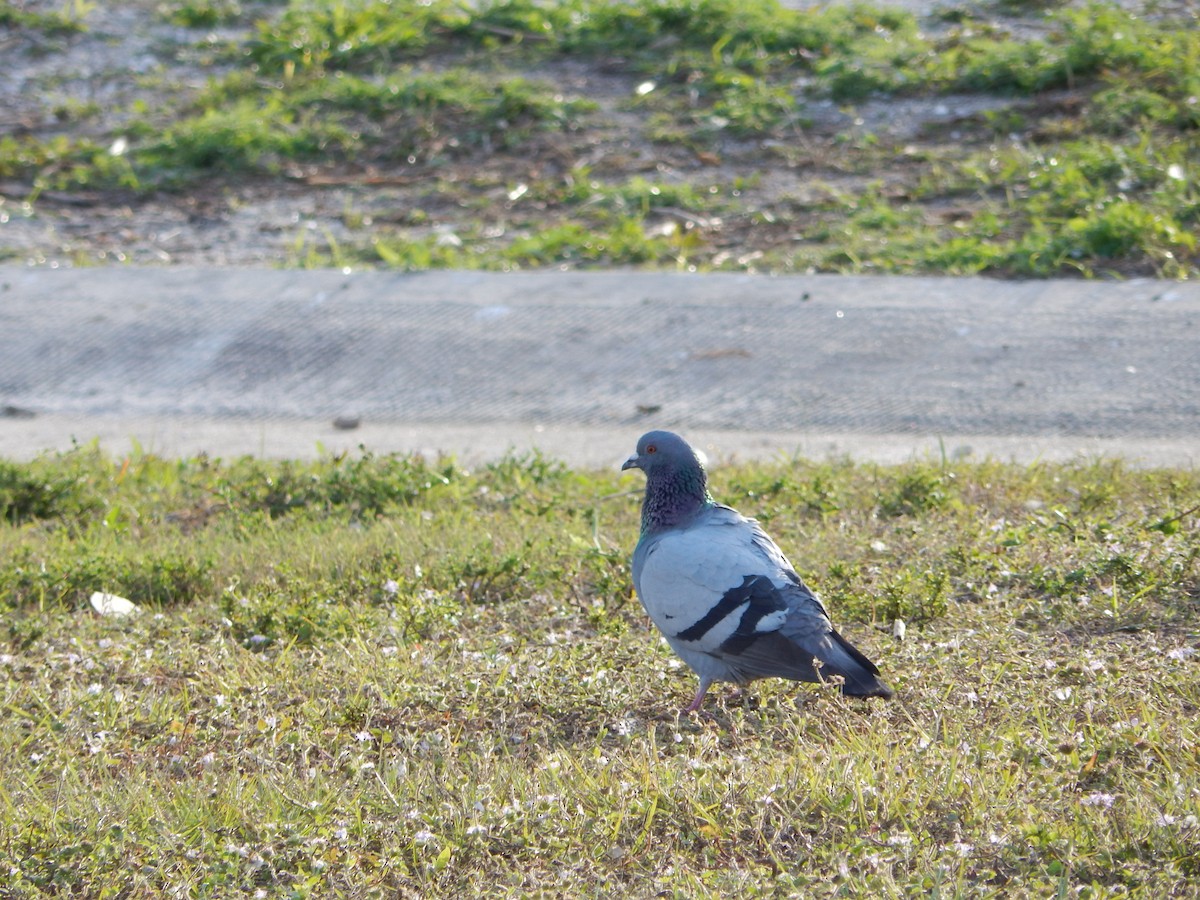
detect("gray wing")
[636,507,889,695]
[634,507,832,655]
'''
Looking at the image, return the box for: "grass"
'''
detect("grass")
[0,0,87,35]
[3,0,1199,276]
[1,446,1198,896]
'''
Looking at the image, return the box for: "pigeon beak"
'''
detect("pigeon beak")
[621,453,641,471]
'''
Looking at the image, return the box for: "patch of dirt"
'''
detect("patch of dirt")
[0,0,1184,268]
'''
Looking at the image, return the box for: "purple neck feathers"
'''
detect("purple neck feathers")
[640,463,711,533]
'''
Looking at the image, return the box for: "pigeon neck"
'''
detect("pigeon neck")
[641,465,711,533]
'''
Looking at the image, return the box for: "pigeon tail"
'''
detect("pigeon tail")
[720,628,894,700]
[821,630,894,699]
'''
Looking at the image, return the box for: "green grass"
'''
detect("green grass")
[0,0,88,35]
[4,0,1200,274]
[2,446,1198,896]
[161,0,248,28]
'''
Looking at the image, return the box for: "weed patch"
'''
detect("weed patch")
[5,0,1200,273]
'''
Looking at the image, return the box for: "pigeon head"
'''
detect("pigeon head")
[623,431,711,531]
[621,430,701,475]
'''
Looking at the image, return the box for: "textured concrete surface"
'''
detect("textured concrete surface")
[1,266,1197,466]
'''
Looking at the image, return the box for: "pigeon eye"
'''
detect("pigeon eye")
[645,444,657,454]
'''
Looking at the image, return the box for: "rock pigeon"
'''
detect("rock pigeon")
[622,430,894,712]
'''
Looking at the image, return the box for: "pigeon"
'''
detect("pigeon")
[622,430,893,712]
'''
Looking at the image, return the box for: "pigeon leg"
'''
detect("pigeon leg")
[684,679,713,713]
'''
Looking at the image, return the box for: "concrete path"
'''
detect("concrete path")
[1,265,1197,467]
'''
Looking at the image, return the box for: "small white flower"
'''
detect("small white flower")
[465,824,488,836]
[333,827,348,841]
[1167,647,1196,661]
[1052,687,1072,701]
[612,718,637,737]
[383,579,399,595]
[413,830,436,845]
[1081,791,1115,808]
